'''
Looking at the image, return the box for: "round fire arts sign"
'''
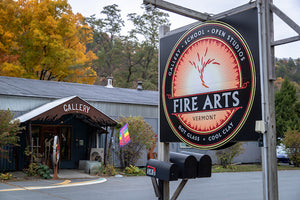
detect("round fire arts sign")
[162,21,256,149]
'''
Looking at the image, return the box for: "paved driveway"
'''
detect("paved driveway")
[0,170,299,200]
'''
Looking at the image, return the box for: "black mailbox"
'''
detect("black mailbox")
[146,159,179,181]
[181,151,212,178]
[169,152,197,179]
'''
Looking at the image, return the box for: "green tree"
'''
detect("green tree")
[86,4,124,85]
[275,78,300,141]
[122,5,169,90]
[116,116,156,168]
[0,110,23,161]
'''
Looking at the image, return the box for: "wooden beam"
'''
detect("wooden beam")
[143,0,210,21]
[143,0,256,22]
[272,35,300,46]
[170,179,188,200]
[209,1,256,20]
[270,2,300,35]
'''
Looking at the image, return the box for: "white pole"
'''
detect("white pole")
[158,25,170,200]
[257,1,269,200]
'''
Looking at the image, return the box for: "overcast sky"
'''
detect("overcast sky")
[68,0,300,59]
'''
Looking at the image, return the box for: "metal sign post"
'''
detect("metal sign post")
[158,25,170,200]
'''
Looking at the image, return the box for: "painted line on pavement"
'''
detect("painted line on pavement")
[0,178,106,192]
[53,180,71,185]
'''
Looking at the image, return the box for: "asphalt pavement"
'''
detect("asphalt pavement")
[0,170,299,200]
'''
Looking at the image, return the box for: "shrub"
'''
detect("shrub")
[0,110,23,161]
[92,163,104,175]
[23,163,38,176]
[283,128,300,167]
[92,164,116,176]
[23,163,51,179]
[124,165,145,176]
[216,143,245,168]
[102,164,116,176]
[116,116,156,168]
[0,173,12,181]
[36,164,51,179]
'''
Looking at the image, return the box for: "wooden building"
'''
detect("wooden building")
[0,76,158,170]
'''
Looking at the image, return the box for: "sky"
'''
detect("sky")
[68,0,300,59]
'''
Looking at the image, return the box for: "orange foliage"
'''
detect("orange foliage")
[0,0,97,84]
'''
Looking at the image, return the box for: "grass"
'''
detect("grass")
[212,164,300,173]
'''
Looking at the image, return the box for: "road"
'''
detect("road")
[0,170,299,200]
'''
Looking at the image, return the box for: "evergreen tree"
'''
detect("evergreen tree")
[275,78,300,141]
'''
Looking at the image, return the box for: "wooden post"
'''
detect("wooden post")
[158,25,170,200]
[257,0,278,199]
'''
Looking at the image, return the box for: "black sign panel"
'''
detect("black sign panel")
[160,8,261,149]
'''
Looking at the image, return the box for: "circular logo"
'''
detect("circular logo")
[162,21,256,149]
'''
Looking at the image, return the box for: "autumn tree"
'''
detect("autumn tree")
[116,116,156,168]
[0,0,24,77]
[0,110,23,161]
[0,0,97,84]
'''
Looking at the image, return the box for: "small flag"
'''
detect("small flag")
[119,123,131,146]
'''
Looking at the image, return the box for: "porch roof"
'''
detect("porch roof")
[15,96,117,127]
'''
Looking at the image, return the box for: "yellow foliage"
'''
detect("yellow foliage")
[0,0,96,84]
[0,62,25,77]
[67,66,97,84]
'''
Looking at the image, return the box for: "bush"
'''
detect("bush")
[102,164,116,176]
[36,164,51,179]
[23,163,51,179]
[215,143,245,168]
[0,110,23,161]
[117,116,156,168]
[23,163,38,176]
[283,128,300,167]
[0,173,12,181]
[124,165,145,176]
[92,163,104,175]
[92,164,116,176]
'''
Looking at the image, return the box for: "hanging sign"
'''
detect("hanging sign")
[161,21,257,149]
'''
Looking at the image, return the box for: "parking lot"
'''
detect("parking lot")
[1,170,300,200]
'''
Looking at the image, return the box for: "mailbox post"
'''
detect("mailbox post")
[146,152,212,200]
